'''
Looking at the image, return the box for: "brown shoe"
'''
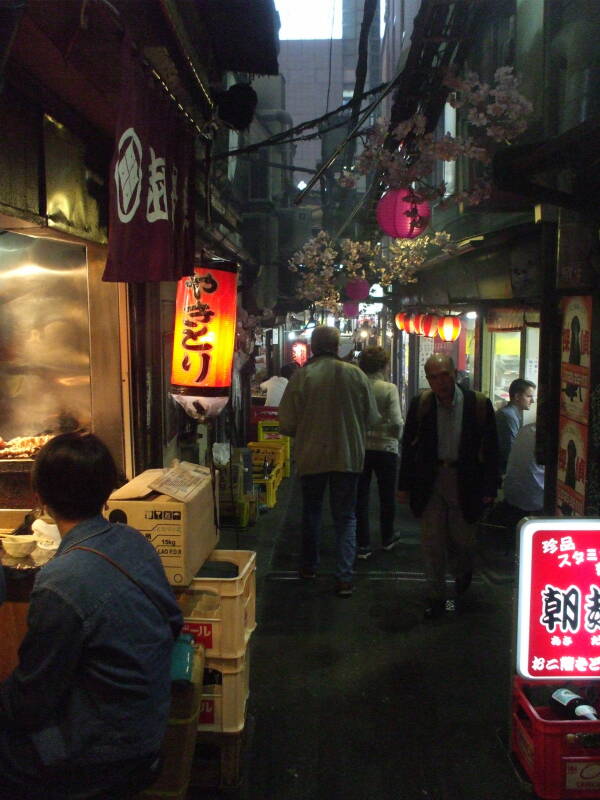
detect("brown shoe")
[335,581,354,597]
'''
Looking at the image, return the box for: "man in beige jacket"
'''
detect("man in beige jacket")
[279,326,379,597]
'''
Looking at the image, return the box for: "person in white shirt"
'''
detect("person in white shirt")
[259,364,298,407]
[355,346,403,559]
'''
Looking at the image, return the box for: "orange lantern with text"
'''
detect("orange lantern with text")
[438,315,461,342]
[171,261,238,397]
[421,314,440,338]
[395,312,408,332]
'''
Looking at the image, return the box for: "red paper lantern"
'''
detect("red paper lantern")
[438,315,461,342]
[421,314,440,337]
[345,278,370,301]
[171,260,238,396]
[405,314,417,334]
[412,313,425,335]
[394,312,408,331]
[343,300,359,317]
[376,189,431,239]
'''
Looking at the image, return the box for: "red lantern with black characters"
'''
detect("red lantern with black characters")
[376,189,431,239]
[438,315,461,342]
[171,260,238,396]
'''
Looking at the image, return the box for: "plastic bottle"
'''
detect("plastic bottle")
[550,688,599,721]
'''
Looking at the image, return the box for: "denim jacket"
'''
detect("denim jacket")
[0,516,183,766]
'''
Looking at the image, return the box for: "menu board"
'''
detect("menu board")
[556,296,592,516]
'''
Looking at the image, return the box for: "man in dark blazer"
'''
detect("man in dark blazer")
[398,353,499,619]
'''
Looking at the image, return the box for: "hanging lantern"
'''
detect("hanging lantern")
[421,314,440,338]
[376,189,431,239]
[345,278,370,301]
[394,312,408,331]
[171,260,238,398]
[438,315,462,342]
[412,313,425,335]
[343,300,359,317]
[405,314,417,334]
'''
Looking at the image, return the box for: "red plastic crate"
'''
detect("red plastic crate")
[511,676,600,799]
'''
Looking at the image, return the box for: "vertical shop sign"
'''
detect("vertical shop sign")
[170,262,238,396]
[556,296,593,516]
[290,340,308,367]
[104,36,195,282]
[517,519,600,680]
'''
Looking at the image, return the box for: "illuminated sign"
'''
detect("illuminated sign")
[291,340,308,367]
[171,261,238,395]
[517,519,600,680]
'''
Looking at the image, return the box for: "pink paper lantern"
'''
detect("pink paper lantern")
[376,189,431,239]
[343,300,359,317]
[345,278,370,301]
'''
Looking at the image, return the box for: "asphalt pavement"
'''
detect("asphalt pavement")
[198,470,537,800]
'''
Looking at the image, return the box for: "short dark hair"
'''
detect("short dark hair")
[32,432,118,520]
[358,346,389,375]
[280,362,298,380]
[509,378,536,400]
[310,325,340,355]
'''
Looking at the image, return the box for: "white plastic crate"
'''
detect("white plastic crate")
[198,650,250,733]
[178,550,256,658]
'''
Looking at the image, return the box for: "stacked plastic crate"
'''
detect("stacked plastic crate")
[177,549,257,790]
[218,448,257,528]
[248,441,286,507]
[257,418,291,477]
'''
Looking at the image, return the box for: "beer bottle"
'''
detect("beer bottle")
[550,688,599,721]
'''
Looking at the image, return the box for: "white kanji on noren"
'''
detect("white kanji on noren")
[170,165,179,228]
[115,127,143,223]
[147,147,169,222]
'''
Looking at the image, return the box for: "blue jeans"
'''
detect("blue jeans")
[300,472,360,582]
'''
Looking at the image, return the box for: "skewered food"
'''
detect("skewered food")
[0,434,53,459]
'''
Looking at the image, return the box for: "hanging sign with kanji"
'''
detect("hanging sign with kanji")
[103,36,195,282]
[171,261,238,396]
[517,519,600,680]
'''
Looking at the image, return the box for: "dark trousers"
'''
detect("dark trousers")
[300,471,360,581]
[356,450,398,548]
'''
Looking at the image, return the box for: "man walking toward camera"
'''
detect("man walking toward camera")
[279,326,379,598]
[397,353,499,619]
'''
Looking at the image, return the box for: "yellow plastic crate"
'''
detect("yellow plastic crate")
[253,470,280,507]
[198,650,250,733]
[178,550,256,659]
[257,421,291,459]
[250,437,290,478]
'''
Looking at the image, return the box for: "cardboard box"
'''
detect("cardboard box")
[106,466,219,587]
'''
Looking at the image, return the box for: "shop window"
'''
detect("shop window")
[491,330,521,409]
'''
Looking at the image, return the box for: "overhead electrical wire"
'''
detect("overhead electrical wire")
[211,80,388,161]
